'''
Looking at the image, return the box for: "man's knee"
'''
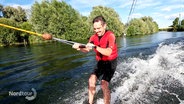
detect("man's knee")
[88,74,97,87]
[101,80,109,90]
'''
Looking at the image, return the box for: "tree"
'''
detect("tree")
[126,17,158,36]
[152,21,159,32]
[141,16,158,34]
[88,6,124,36]
[181,19,184,26]
[0,18,20,46]
[30,0,90,40]
[19,22,33,45]
[180,19,184,30]
[14,6,27,22]
[127,18,146,36]
[2,6,27,22]
[126,25,136,36]
[172,17,179,31]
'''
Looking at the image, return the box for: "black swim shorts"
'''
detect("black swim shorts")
[92,58,117,82]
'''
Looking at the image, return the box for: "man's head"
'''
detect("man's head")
[93,16,107,36]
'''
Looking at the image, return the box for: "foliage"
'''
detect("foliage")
[30,0,90,40]
[181,19,184,26]
[19,22,34,44]
[88,6,124,36]
[172,17,179,31]
[179,19,184,31]
[2,6,27,22]
[0,18,20,46]
[126,16,159,36]
[141,16,159,34]
[170,17,184,31]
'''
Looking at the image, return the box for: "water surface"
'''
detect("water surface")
[0,31,184,104]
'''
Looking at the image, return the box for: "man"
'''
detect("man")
[73,16,118,104]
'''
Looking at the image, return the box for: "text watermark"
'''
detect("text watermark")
[9,88,37,101]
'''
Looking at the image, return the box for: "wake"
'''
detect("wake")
[110,42,184,104]
[59,41,184,104]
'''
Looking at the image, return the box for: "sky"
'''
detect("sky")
[0,0,184,28]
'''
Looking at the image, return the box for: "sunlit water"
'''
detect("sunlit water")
[0,31,184,104]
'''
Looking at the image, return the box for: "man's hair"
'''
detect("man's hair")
[92,16,106,25]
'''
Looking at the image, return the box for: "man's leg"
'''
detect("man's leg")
[88,74,97,104]
[101,80,110,104]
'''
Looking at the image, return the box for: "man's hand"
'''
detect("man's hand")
[42,33,52,40]
[86,43,96,50]
[72,43,95,52]
[72,43,81,50]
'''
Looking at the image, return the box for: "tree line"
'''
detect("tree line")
[0,0,159,46]
[159,17,184,31]
[171,17,184,31]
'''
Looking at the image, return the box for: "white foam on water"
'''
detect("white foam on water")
[96,98,104,104]
[110,42,184,104]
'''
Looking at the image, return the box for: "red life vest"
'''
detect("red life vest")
[89,30,118,61]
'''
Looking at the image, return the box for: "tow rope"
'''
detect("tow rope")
[0,23,86,47]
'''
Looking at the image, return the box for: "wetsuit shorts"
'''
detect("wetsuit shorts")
[91,58,117,82]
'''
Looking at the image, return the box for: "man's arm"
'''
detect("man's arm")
[92,33,115,56]
[73,42,113,56]
[95,46,112,56]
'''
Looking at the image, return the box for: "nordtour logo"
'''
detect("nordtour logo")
[9,88,37,101]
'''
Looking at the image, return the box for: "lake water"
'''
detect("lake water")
[0,31,184,104]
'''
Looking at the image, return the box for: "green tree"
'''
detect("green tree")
[152,21,159,32]
[31,0,90,40]
[2,6,15,18]
[181,19,184,25]
[172,17,179,31]
[2,6,27,22]
[127,18,146,36]
[127,17,158,36]
[141,16,158,34]
[14,6,27,22]
[126,25,136,36]
[19,22,33,45]
[88,6,124,36]
[0,18,20,46]
[180,19,184,30]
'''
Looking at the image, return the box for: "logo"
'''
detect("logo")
[9,88,37,101]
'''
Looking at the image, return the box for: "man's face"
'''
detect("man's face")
[93,21,106,36]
